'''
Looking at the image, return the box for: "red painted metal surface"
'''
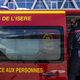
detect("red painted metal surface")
[0,14,65,26]
[0,11,67,80]
[66,10,80,15]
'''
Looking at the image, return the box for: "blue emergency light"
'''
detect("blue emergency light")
[0,5,8,10]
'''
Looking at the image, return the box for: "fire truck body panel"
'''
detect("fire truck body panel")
[0,10,67,80]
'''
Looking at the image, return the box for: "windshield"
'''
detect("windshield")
[0,26,64,62]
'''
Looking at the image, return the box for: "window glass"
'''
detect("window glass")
[0,26,64,62]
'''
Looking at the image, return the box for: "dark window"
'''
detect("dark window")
[0,26,64,62]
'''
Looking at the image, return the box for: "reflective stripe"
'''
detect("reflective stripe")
[0,11,65,14]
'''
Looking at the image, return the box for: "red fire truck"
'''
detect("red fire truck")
[0,10,67,80]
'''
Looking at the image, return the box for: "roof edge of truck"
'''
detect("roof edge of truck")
[0,10,65,14]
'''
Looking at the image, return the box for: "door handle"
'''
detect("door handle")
[42,72,58,77]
